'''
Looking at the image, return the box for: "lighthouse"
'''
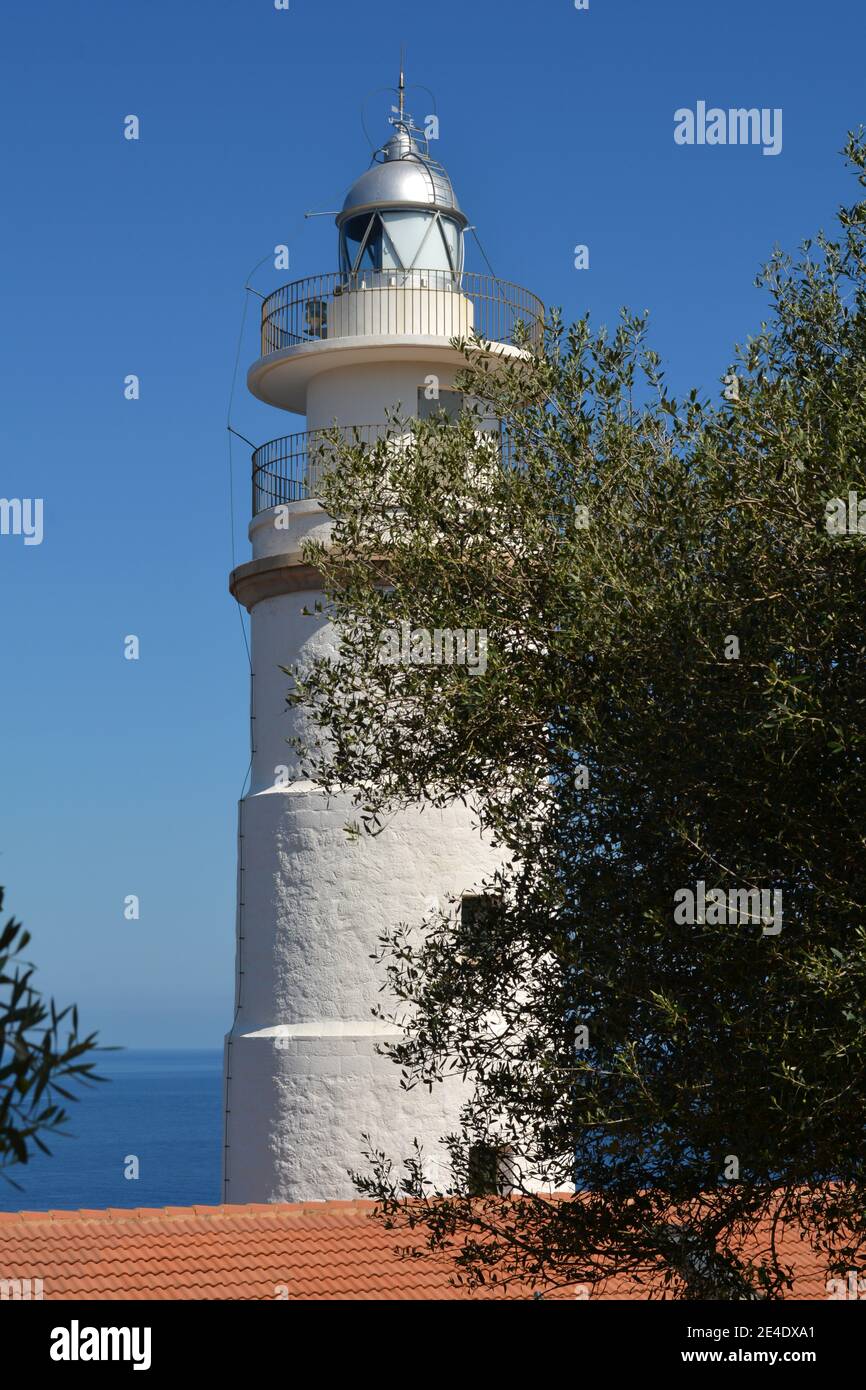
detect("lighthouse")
[222,74,543,1204]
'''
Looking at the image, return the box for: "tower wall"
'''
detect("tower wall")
[224,780,499,1202]
[224,494,501,1204]
[222,109,532,1204]
[305,356,466,431]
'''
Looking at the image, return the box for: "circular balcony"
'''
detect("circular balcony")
[260,270,544,354]
[252,425,391,514]
[251,421,514,516]
[248,270,545,412]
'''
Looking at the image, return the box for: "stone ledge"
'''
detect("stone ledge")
[229,555,324,610]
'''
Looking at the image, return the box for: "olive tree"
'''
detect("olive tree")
[287,134,866,1298]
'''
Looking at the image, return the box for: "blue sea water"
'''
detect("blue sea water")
[0,1050,223,1213]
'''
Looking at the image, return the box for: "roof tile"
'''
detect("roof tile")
[0,1199,831,1300]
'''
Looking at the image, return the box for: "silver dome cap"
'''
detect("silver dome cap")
[336,123,467,229]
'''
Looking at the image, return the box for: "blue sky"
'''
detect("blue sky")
[0,0,863,1049]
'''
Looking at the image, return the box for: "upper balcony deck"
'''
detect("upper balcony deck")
[248,269,545,412]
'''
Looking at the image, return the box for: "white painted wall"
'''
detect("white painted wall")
[224,328,503,1200]
[224,779,500,1201]
[305,357,465,431]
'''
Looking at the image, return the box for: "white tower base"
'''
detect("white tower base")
[223,781,499,1203]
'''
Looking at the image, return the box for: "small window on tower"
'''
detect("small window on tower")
[459,893,503,932]
[457,894,504,972]
[304,299,328,339]
[467,1143,503,1197]
[417,386,464,422]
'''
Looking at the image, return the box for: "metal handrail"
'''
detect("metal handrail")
[251,421,515,515]
[252,424,392,513]
[259,270,544,355]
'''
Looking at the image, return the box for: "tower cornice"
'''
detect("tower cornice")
[229,554,324,611]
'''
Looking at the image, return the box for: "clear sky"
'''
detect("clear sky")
[0,0,863,1049]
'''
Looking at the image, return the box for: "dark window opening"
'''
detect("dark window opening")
[459,893,503,932]
[304,299,328,339]
[417,386,464,422]
[467,1144,503,1197]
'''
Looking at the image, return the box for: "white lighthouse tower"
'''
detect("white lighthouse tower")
[222,75,543,1204]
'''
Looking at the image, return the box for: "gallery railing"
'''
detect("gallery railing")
[251,421,520,514]
[259,270,545,355]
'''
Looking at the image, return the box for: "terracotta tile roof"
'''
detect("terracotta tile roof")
[0,1201,832,1300]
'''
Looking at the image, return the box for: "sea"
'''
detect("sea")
[0,1050,223,1213]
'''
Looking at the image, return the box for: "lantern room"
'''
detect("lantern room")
[336,105,467,284]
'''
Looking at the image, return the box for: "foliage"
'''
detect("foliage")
[0,887,105,1183]
[287,133,866,1297]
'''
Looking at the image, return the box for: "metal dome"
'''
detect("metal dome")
[336,125,467,229]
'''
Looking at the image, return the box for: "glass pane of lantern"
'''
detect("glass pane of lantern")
[360,230,382,270]
[343,214,382,273]
[440,217,462,275]
[381,211,443,271]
